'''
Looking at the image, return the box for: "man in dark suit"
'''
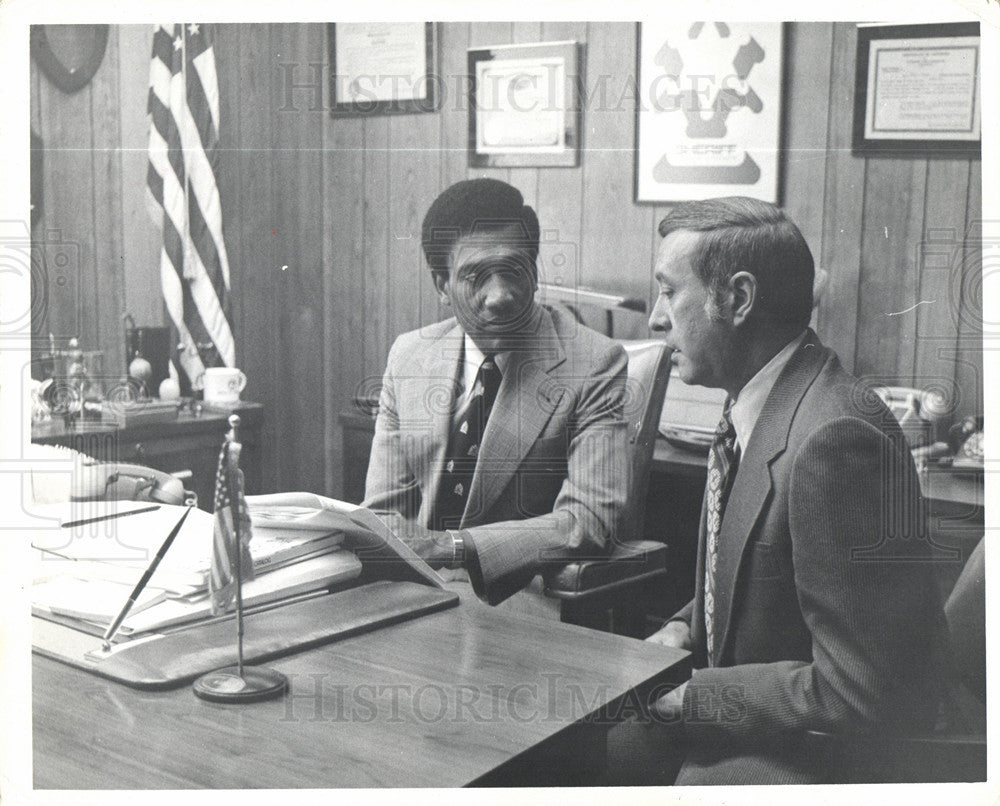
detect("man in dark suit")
[615,197,946,784]
[362,179,628,612]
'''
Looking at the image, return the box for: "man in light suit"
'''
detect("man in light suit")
[613,197,946,784]
[362,179,628,610]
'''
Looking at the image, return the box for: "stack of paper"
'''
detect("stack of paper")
[31,502,347,590]
[247,492,444,588]
[33,576,168,623]
[30,501,362,639]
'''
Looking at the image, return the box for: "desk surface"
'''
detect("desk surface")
[33,595,687,788]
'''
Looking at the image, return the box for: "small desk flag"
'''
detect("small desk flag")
[209,439,254,614]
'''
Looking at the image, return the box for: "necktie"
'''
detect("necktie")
[703,398,739,662]
[432,355,502,531]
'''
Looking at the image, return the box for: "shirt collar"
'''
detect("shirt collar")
[730,330,807,452]
[462,334,508,397]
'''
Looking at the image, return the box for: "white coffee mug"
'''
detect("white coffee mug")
[203,367,248,406]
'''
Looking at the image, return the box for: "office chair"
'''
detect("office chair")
[543,339,673,636]
[803,535,986,783]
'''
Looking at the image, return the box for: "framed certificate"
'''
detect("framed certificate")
[328,22,439,115]
[635,22,784,203]
[852,22,980,154]
[467,41,580,168]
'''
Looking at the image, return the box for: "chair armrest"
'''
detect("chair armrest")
[544,540,668,601]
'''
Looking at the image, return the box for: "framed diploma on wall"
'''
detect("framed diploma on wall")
[328,22,439,115]
[852,22,981,155]
[635,22,784,203]
[467,41,581,168]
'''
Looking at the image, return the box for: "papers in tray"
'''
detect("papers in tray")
[32,552,362,638]
[30,495,443,642]
[117,551,362,635]
[33,576,169,623]
[30,502,345,594]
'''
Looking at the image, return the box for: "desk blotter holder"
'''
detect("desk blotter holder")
[193,414,288,703]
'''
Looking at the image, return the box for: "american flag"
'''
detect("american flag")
[208,440,254,615]
[146,23,235,389]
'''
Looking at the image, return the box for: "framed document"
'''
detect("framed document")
[467,41,580,168]
[635,22,784,203]
[328,22,438,115]
[852,22,980,154]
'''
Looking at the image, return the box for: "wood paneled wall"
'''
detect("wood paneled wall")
[31,22,983,498]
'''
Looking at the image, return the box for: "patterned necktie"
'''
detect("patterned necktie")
[703,398,739,662]
[432,355,502,531]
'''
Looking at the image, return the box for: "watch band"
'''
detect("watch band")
[449,530,465,569]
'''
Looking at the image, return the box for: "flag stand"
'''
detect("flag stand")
[193,414,287,703]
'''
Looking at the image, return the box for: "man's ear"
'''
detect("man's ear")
[433,272,451,305]
[730,271,757,326]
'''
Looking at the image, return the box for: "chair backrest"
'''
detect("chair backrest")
[944,536,985,703]
[618,340,672,543]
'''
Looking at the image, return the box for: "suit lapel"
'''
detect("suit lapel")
[464,308,566,525]
[413,322,463,526]
[711,331,829,664]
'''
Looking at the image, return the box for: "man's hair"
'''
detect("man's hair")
[657,196,815,330]
[421,178,540,280]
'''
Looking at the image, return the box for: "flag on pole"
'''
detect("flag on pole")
[209,439,254,615]
[146,22,235,390]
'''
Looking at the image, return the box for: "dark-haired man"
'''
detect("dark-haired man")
[362,178,628,612]
[613,196,945,784]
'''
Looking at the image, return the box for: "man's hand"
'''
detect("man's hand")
[373,512,455,567]
[646,620,693,650]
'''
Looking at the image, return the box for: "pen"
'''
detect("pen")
[102,505,193,649]
[62,505,160,529]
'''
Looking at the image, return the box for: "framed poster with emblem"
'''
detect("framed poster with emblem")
[635,22,784,203]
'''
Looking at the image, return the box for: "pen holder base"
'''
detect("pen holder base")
[192,665,288,703]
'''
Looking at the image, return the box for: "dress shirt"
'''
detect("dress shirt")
[459,334,509,410]
[730,331,807,452]
[439,335,509,580]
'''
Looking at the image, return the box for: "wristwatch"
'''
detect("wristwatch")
[449,530,465,569]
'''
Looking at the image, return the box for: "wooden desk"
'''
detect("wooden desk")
[33,596,688,788]
[32,402,264,510]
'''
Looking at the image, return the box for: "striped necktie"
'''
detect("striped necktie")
[432,355,502,531]
[704,398,738,662]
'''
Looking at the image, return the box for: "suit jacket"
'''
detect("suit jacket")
[362,306,629,605]
[669,331,947,785]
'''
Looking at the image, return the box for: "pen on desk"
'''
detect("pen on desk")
[101,504,193,650]
[62,504,160,529]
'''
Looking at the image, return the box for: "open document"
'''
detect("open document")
[31,494,442,641]
[246,492,444,588]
